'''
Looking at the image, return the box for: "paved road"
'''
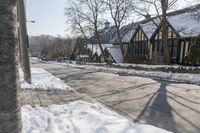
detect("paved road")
[31,61,200,133]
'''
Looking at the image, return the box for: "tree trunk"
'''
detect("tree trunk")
[0,0,22,133]
[97,35,107,63]
[161,0,170,64]
[116,27,125,62]
[94,25,107,63]
[162,19,170,64]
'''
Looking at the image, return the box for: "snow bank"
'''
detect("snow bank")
[81,62,200,71]
[20,68,71,91]
[30,57,41,62]
[116,63,200,70]
[22,100,172,133]
[64,64,200,85]
[34,59,200,85]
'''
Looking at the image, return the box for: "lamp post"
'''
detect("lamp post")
[27,20,36,23]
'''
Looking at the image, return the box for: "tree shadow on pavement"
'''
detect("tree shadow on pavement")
[134,81,178,133]
[134,80,200,133]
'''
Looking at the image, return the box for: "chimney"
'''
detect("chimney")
[104,21,110,28]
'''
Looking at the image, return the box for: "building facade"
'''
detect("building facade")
[126,4,200,64]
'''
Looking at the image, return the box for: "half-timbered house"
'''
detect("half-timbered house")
[87,43,113,62]
[129,26,149,58]
[91,52,101,63]
[151,4,200,64]
[76,55,90,64]
[128,18,160,59]
[99,48,123,63]
[110,22,140,56]
[151,21,180,63]
[86,22,117,63]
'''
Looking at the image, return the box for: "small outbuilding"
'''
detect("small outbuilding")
[100,48,123,64]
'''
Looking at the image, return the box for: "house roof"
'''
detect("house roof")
[110,22,141,43]
[90,4,200,46]
[107,48,123,63]
[89,26,117,44]
[167,5,200,37]
[143,4,200,39]
[114,4,200,42]
[139,18,161,39]
[111,17,162,43]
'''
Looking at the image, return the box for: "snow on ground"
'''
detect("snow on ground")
[20,68,71,91]
[22,100,172,133]
[31,57,41,63]
[83,62,200,70]
[63,63,200,85]
[116,63,200,69]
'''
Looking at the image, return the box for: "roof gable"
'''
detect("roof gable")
[107,48,123,63]
[140,18,161,39]
[110,22,141,43]
[111,4,200,44]
[150,20,180,40]
[89,26,117,44]
[168,9,200,37]
[151,4,200,38]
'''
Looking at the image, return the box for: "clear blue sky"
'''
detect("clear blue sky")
[26,0,69,37]
[26,0,199,37]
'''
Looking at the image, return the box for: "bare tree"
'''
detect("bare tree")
[71,37,87,57]
[0,0,22,132]
[65,1,90,57]
[104,0,134,60]
[38,35,75,61]
[65,0,107,62]
[65,1,90,40]
[135,0,179,64]
[161,0,170,64]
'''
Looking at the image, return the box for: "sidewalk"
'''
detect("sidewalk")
[21,89,98,107]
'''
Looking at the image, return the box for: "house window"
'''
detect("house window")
[168,40,173,57]
[159,41,163,53]
[154,41,158,52]
[168,39,178,61]
[172,40,178,58]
